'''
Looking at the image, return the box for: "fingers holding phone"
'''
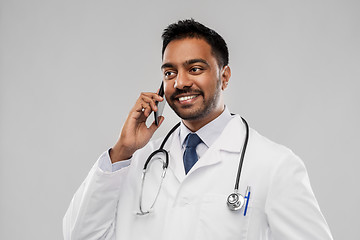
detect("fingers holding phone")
[110,85,165,163]
[128,91,164,134]
[134,92,161,119]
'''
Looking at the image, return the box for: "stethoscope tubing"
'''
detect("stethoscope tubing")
[146,116,249,188]
[138,115,249,214]
[143,122,180,171]
[234,117,249,191]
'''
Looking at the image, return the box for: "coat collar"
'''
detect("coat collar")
[213,114,247,153]
[166,115,247,182]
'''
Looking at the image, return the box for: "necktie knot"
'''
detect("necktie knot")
[185,133,202,148]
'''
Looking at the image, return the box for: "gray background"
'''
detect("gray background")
[1,0,359,239]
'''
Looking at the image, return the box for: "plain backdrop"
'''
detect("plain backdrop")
[1,0,359,239]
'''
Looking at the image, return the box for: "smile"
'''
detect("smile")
[178,95,198,102]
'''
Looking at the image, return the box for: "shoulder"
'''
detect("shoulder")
[246,127,306,173]
[249,128,296,158]
[133,137,163,159]
[241,127,310,208]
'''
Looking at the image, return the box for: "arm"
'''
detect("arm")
[265,154,333,240]
[63,151,127,240]
[63,92,164,240]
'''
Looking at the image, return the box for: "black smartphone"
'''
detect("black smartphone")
[154,82,165,126]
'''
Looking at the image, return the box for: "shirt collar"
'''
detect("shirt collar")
[179,106,232,148]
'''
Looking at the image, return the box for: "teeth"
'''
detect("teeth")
[179,95,197,101]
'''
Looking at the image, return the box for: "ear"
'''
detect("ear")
[220,65,231,90]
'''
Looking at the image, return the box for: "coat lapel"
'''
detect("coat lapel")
[165,115,247,181]
[167,127,186,183]
[188,115,247,173]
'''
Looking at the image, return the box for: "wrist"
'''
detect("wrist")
[109,145,133,163]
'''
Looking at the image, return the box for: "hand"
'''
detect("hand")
[110,92,165,163]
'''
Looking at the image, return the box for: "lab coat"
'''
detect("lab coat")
[63,115,333,240]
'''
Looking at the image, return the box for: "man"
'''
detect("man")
[63,19,333,239]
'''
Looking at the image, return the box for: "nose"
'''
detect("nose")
[174,72,192,89]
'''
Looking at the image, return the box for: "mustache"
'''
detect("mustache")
[170,89,203,100]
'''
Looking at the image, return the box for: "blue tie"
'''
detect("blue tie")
[183,133,202,174]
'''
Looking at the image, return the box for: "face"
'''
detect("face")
[161,38,230,124]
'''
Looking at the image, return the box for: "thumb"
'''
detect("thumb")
[148,116,165,134]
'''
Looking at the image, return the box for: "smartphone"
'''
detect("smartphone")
[154,82,165,126]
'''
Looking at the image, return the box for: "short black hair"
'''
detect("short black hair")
[162,19,229,68]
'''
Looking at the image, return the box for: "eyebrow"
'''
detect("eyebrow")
[161,58,210,70]
[161,62,175,69]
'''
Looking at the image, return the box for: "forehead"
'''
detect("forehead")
[162,38,216,65]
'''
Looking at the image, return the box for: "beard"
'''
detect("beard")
[167,79,222,121]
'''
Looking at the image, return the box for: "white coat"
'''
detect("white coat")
[63,115,333,240]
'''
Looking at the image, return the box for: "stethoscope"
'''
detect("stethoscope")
[136,116,250,216]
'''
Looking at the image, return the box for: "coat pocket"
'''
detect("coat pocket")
[195,194,253,240]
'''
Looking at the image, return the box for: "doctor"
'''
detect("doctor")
[63,19,333,240]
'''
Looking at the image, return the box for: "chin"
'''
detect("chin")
[172,105,211,121]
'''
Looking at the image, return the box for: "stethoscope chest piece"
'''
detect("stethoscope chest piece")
[227,192,245,211]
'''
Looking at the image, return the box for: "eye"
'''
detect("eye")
[164,71,176,79]
[190,67,200,72]
[190,67,203,73]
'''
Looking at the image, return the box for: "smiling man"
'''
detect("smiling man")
[162,37,229,131]
[63,19,333,240]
